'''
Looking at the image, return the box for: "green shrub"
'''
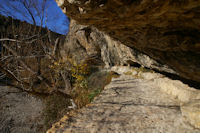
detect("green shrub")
[88,89,101,102]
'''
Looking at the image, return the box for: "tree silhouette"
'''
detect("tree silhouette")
[0,0,49,26]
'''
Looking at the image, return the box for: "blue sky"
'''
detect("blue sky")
[0,0,69,35]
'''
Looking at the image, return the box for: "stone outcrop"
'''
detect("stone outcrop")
[181,100,200,129]
[61,20,175,74]
[56,0,200,82]
[47,67,200,132]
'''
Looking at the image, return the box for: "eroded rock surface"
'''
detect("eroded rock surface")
[47,67,200,133]
[181,100,200,129]
[56,0,200,82]
[61,20,175,74]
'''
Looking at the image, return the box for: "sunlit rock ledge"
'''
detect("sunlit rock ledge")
[47,66,200,132]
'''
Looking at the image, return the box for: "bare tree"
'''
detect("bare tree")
[0,14,68,94]
[0,0,72,94]
[0,0,49,26]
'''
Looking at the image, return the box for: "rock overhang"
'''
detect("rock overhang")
[55,0,200,83]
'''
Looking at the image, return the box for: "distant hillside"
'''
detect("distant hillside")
[0,15,65,93]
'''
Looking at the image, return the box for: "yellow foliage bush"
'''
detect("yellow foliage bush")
[49,57,91,108]
[49,57,89,88]
[48,57,119,109]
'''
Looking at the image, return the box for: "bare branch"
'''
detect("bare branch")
[3,44,42,80]
[2,44,52,90]
[0,34,47,43]
[0,65,21,83]
[53,38,59,56]
[1,55,48,60]
[21,0,36,25]
[0,38,22,43]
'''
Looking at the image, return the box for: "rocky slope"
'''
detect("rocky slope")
[47,67,200,133]
[0,83,72,133]
[56,0,200,82]
[0,85,44,133]
[61,19,175,74]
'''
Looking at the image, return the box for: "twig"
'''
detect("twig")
[2,55,48,60]
[2,44,51,90]
[53,38,59,56]
[0,38,21,43]
[0,34,48,44]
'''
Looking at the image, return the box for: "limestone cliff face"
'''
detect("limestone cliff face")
[61,20,175,73]
[56,0,200,82]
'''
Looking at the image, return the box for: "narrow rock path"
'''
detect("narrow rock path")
[48,72,200,133]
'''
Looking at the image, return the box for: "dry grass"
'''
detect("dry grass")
[43,93,71,131]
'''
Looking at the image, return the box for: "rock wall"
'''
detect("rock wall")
[61,20,175,74]
[56,0,200,82]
